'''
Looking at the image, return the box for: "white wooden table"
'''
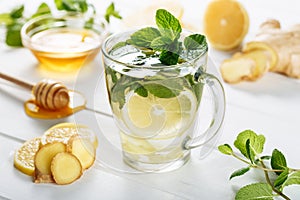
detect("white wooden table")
[1,0,300,199]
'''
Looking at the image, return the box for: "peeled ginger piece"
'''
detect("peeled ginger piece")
[34,142,66,183]
[67,135,95,170]
[221,56,256,83]
[51,152,82,185]
[220,42,277,83]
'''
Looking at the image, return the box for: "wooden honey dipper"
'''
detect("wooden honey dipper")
[0,72,70,110]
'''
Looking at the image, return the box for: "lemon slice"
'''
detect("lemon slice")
[14,137,41,176]
[41,122,98,149]
[122,90,197,139]
[120,131,156,154]
[204,0,249,50]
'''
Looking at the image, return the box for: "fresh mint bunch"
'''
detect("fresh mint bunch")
[0,1,121,47]
[129,9,207,65]
[219,130,300,200]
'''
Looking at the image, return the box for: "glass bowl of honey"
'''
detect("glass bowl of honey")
[21,12,108,72]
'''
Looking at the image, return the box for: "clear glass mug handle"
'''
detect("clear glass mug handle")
[184,71,226,151]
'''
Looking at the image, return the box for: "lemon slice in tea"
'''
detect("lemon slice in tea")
[122,90,197,138]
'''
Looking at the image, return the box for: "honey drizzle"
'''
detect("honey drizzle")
[24,100,86,119]
[24,90,86,119]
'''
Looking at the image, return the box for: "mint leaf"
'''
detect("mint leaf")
[155,39,181,65]
[158,40,182,65]
[0,13,13,25]
[111,87,126,109]
[111,41,129,52]
[54,0,64,10]
[111,75,138,109]
[150,36,172,51]
[84,17,94,29]
[271,149,287,175]
[186,74,203,106]
[155,9,182,40]
[6,22,23,47]
[10,5,24,19]
[234,130,265,159]
[274,168,289,189]
[184,34,207,50]
[230,167,250,180]
[235,183,274,200]
[134,85,148,97]
[104,2,122,23]
[283,171,300,187]
[77,0,88,12]
[130,27,161,48]
[218,144,233,155]
[143,78,185,98]
[159,50,179,65]
[106,66,118,84]
[144,83,178,98]
[246,139,255,163]
[31,3,51,18]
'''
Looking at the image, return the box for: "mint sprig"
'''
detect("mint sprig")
[55,0,89,13]
[104,2,122,23]
[107,9,206,110]
[129,9,206,65]
[0,1,121,47]
[218,130,300,200]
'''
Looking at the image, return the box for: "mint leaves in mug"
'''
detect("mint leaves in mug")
[129,9,207,65]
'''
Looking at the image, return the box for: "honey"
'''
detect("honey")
[24,85,87,119]
[24,99,86,119]
[28,28,101,72]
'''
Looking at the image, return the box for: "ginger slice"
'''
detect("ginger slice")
[220,41,275,83]
[242,41,278,70]
[34,142,66,183]
[51,152,82,185]
[67,135,96,170]
[220,57,256,83]
[242,50,270,78]
[220,50,269,83]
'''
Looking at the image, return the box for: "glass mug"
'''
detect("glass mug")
[101,30,225,172]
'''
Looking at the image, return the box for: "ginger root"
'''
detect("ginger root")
[220,19,300,83]
[220,41,277,83]
[255,19,300,78]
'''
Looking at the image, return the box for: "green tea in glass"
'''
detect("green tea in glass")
[101,9,225,172]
